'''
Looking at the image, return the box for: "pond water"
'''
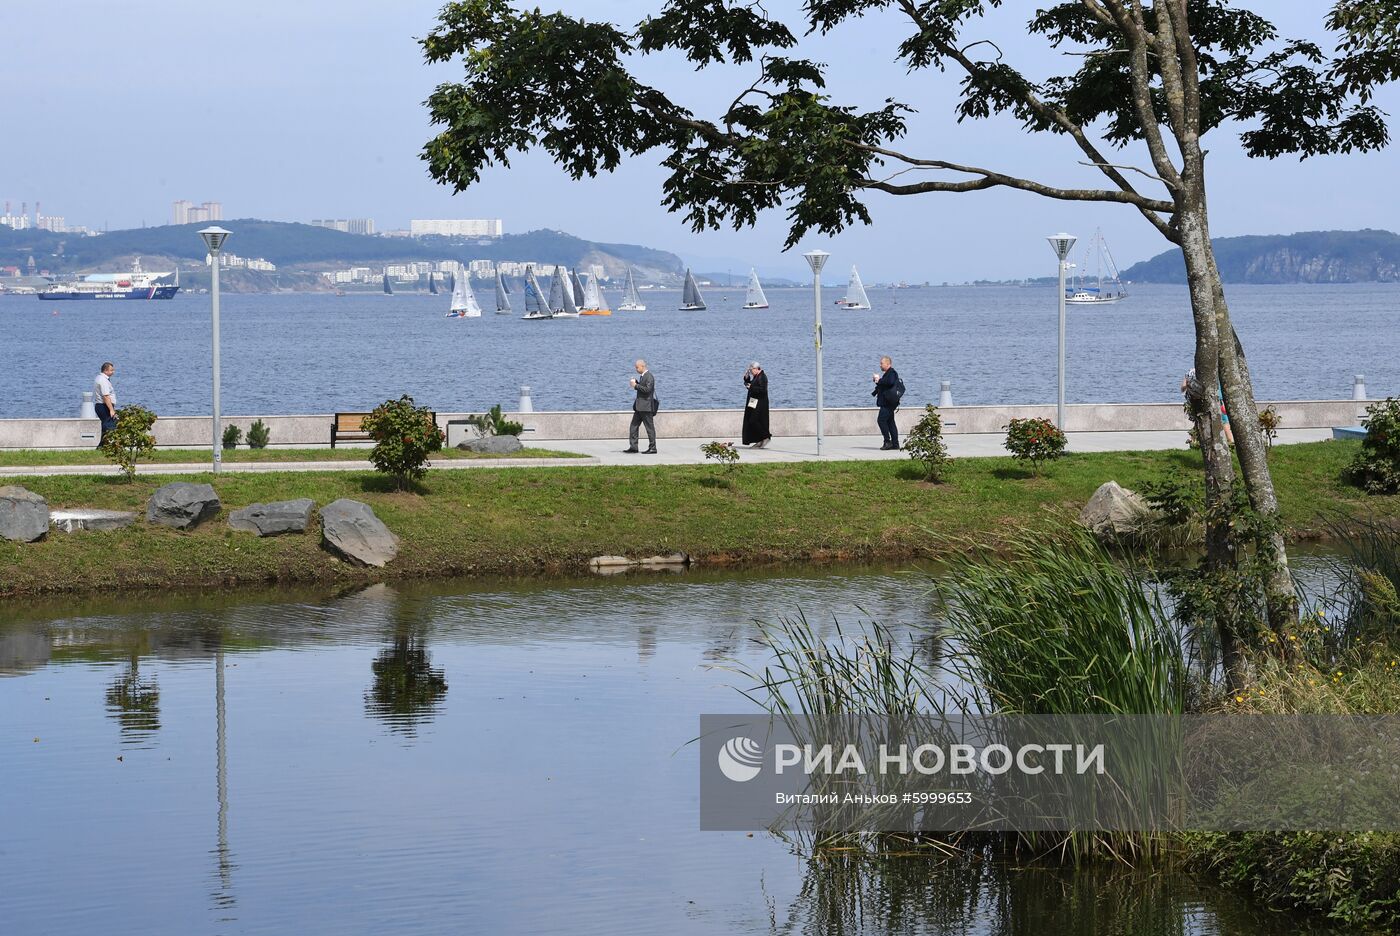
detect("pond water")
[0,566,1335,935]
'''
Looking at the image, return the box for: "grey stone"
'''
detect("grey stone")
[639,552,690,568]
[0,485,48,542]
[50,509,137,533]
[590,555,634,568]
[1079,481,1152,536]
[456,433,523,455]
[229,498,315,537]
[146,482,222,530]
[321,498,398,567]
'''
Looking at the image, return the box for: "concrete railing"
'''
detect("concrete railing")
[0,399,1376,450]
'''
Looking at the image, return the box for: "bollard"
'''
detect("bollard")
[938,380,953,408]
[518,385,534,414]
[79,391,97,420]
[1353,374,1367,402]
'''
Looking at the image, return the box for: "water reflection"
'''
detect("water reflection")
[104,655,160,738]
[358,585,450,736]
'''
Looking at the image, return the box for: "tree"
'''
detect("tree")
[421,1,1398,686]
[100,405,158,481]
[361,395,444,491]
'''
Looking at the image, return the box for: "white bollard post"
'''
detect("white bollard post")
[1353,374,1367,402]
[939,381,953,408]
[518,385,534,414]
[79,391,97,420]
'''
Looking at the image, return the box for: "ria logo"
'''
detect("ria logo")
[718,735,765,782]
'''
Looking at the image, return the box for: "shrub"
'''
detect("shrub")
[903,404,951,482]
[1003,417,1067,476]
[361,395,444,490]
[100,405,158,481]
[700,440,739,472]
[221,424,242,450]
[1257,405,1281,447]
[1344,397,1400,494]
[466,404,524,437]
[246,419,271,449]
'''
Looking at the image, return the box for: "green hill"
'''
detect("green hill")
[1122,229,1400,284]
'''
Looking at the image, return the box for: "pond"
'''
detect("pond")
[0,565,1337,935]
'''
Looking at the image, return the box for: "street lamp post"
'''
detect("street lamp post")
[1046,233,1077,430]
[803,250,830,455]
[199,227,232,473]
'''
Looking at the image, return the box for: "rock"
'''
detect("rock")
[590,555,634,568]
[321,498,398,567]
[49,509,137,533]
[229,498,314,537]
[146,482,222,530]
[0,486,49,543]
[1079,481,1152,536]
[456,434,524,455]
[639,552,690,568]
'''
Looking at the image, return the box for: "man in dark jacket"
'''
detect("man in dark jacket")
[871,356,901,450]
[625,358,658,453]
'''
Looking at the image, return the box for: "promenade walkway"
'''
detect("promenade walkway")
[0,428,1335,478]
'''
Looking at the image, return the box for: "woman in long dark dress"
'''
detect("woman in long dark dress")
[742,362,771,447]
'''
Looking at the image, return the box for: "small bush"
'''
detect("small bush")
[1257,405,1281,448]
[1344,397,1400,494]
[466,404,524,437]
[100,405,158,481]
[361,395,444,490]
[903,404,951,482]
[221,424,242,450]
[701,440,739,472]
[1003,417,1067,476]
[246,419,271,449]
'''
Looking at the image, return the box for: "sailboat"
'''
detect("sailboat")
[493,265,512,315]
[580,273,612,315]
[382,272,393,295]
[618,267,646,311]
[445,272,482,318]
[551,266,580,318]
[679,268,706,310]
[522,266,553,320]
[742,269,769,309]
[428,272,439,295]
[570,270,587,310]
[835,266,870,309]
[1066,229,1128,304]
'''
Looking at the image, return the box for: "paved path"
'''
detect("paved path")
[0,428,1336,478]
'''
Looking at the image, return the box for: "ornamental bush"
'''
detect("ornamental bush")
[467,404,524,437]
[101,405,158,481]
[1344,397,1400,494]
[904,405,951,482]
[222,425,242,450]
[1003,417,1067,477]
[701,440,739,472]
[361,395,444,490]
[246,419,271,449]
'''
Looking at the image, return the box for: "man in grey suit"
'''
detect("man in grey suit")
[624,359,657,454]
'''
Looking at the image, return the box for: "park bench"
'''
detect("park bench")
[331,410,437,448]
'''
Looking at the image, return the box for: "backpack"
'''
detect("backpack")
[885,378,906,408]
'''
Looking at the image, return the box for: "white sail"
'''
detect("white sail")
[1065,229,1129,304]
[583,273,610,312]
[680,268,706,310]
[523,266,552,319]
[840,266,870,309]
[449,273,481,317]
[619,267,645,311]
[555,266,580,317]
[742,269,768,308]
[570,271,587,308]
[494,265,511,314]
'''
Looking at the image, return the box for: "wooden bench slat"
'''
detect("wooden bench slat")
[331,410,435,447]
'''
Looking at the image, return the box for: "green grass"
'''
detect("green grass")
[0,446,587,466]
[0,440,1394,599]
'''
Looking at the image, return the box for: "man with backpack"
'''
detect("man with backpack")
[871,356,904,450]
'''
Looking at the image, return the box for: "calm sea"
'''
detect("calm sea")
[1,282,1394,418]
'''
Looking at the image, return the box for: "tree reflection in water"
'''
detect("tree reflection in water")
[104,656,159,738]
[364,590,449,736]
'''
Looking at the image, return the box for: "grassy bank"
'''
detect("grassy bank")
[1,440,1394,599]
[0,446,586,466]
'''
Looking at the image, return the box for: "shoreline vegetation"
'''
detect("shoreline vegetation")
[1,440,1393,601]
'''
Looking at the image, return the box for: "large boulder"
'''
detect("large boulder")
[1079,481,1152,537]
[0,486,49,543]
[321,499,398,567]
[229,498,315,537]
[146,482,222,530]
[50,509,137,533]
[457,434,523,455]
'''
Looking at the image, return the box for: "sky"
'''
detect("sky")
[3,0,1398,281]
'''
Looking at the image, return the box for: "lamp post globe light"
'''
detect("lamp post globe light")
[199,226,232,473]
[1046,233,1077,431]
[803,250,830,456]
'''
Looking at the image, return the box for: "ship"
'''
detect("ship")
[38,259,180,301]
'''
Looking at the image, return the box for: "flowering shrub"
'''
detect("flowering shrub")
[362,395,444,490]
[904,405,951,482]
[701,440,739,472]
[1003,417,1067,476]
[1345,397,1400,494]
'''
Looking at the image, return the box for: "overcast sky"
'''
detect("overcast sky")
[4,0,1397,280]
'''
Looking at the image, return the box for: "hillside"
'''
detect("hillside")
[1122,229,1400,284]
[0,221,686,284]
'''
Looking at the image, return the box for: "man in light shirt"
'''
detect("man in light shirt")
[94,362,117,446]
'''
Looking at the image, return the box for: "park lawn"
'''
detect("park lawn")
[1,440,1393,599]
[0,446,587,466]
